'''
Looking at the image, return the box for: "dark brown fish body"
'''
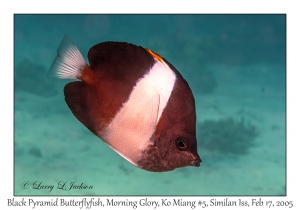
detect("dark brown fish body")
[48,36,201,172]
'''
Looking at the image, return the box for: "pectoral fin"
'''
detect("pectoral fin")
[100,78,160,165]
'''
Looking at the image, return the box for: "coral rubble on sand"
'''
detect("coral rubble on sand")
[197,117,258,155]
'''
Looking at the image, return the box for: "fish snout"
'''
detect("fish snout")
[190,155,202,167]
[191,158,201,167]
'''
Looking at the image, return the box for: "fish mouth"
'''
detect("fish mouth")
[190,156,202,167]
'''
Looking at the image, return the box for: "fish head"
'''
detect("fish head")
[154,120,201,171]
[151,72,201,171]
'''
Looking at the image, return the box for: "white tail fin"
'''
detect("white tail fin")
[48,35,87,79]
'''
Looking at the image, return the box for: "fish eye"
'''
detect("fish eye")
[175,137,188,151]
